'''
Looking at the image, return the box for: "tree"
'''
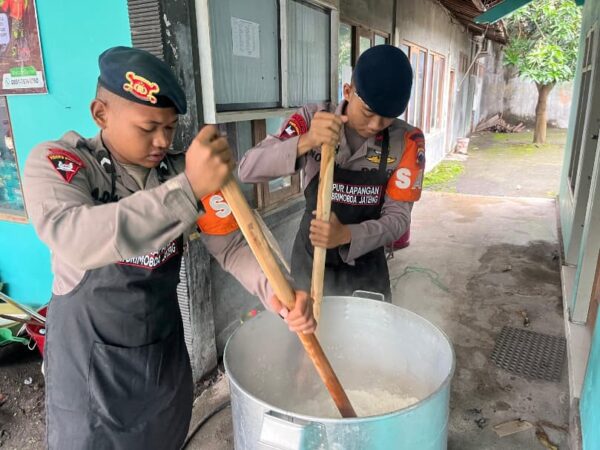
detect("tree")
[503,0,581,143]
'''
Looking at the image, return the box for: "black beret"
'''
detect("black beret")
[354,45,413,118]
[98,46,187,114]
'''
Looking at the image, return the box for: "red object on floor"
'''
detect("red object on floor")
[25,307,47,357]
[392,228,411,250]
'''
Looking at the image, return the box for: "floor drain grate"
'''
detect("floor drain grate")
[490,326,566,382]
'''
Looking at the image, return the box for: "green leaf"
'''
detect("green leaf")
[503,0,581,85]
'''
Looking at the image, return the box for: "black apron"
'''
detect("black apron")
[291,129,392,301]
[45,155,192,450]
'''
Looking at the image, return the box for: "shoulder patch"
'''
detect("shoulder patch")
[47,148,84,183]
[405,129,426,168]
[279,113,308,140]
[407,129,425,148]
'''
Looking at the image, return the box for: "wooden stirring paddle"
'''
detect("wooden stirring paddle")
[221,176,357,418]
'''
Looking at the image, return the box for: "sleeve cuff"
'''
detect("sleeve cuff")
[339,223,364,264]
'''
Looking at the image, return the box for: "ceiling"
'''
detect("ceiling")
[437,0,508,44]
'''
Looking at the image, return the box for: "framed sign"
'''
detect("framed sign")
[0,0,46,95]
[0,97,26,222]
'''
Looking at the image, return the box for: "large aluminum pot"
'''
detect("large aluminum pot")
[224,296,455,450]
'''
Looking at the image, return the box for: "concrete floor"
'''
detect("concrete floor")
[392,192,568,450]
[429,129,566,198]
[186,191,569,450]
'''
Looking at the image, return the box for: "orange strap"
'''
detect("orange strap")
[386,129,426,202]
[196,191,240,235]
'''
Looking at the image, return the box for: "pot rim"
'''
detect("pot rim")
[224,297,456,423]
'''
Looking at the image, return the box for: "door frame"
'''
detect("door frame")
[446,69,456,152]
[565,24,600,272]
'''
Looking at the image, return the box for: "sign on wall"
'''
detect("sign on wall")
[0,0,46,95]
[0,97,26,222]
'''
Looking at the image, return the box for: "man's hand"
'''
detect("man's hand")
[297,112,348,156]
[309,211,351,249]
[184,125,235,200]
[269,290,317,334]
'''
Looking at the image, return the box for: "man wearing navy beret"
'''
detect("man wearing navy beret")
[23,46,316,449]
[239,45,426,302]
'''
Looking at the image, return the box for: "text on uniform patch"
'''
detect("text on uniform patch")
[331,182,382,206]
[117,239,179,269]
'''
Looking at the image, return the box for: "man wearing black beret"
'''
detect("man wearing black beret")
[23,46,316,449]
[239,45,426,302]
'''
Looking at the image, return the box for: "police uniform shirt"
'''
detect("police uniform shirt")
[23,131,275,306]
[238,101,426,264]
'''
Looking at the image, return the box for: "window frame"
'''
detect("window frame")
[401,41,429,131]
[195,0,339,124]
[337,21,390,102]
[424,51,445,132]
[400,41,447,133]
[569,27,596,194]
[251,119,302,210]
[352,25,390,64]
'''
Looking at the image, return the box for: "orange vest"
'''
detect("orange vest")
[386,129,425,202]
[196,191,240,235]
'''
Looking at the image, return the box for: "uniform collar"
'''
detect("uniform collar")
[335,101,347,116]
[87,132,157,192]
[334,101,377,164]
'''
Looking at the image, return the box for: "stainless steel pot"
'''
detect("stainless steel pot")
[224,296,455,450]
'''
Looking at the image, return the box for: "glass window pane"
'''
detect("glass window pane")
[288,1,331,106]
[359,36,371,57]
[399,44,409,55]
[431,57,440,130]
[427,53,434,131]
[408,51,418,123]
[437,57,446,128]
[416,50,426,128]
[209,0,280,111]
[268,176,292,193]
[339,23,352,102]
[374,34,386,46]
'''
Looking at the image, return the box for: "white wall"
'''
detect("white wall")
[504,78,574,129]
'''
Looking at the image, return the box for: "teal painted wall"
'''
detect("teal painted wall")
[583,307,600,450]
[0,0,131,305]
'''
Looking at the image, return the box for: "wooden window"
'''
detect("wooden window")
[252,120,302,210]
[401,44,447,131]
[338,22,353,101]
[339,22,389,99]
[374,34,387,46]
[401,42,428,130]
[427,52,446,131]
[196,0,335,123]
[351,25,390,64]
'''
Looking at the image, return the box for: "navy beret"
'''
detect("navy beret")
[354,45,413,118]
[98,46,187,114]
